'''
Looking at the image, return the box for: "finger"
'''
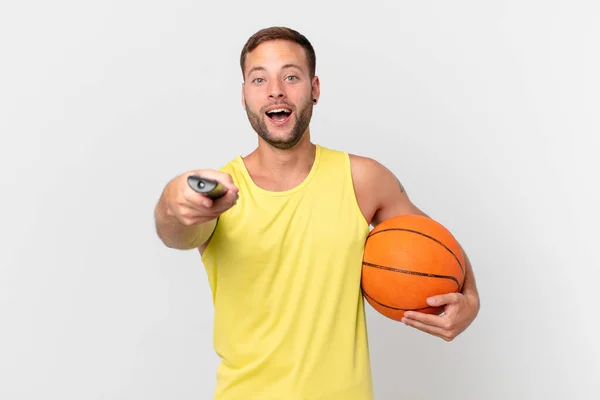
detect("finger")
[402,317,453,341]
[218,173,239,193]
[402,311,445,327]
[189,189,238,219]
[199,196,214,208]
[176,202,212,223]
[427,292,461,307]
[211,189,238,211]
[183,189,213,209]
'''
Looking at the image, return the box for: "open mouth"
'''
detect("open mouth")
[265,107,293,124]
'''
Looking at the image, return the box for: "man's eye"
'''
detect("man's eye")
[286,76,298,82]
[253,78,264,83]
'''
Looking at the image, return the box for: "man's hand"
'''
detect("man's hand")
[154,169,239,249]
[164,169,239,227]
[401,292,480,341]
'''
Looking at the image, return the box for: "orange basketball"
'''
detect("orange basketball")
[361,214,465,321]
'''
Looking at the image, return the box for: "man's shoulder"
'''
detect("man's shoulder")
[348,152,376,165]
[347,153,400,200]
[316,146,391,190]
[348,153,388,179]
[316,144,380,168]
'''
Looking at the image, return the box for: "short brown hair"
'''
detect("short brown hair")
[240,27,316,80]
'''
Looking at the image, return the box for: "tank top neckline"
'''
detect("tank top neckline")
[235,144,323,197]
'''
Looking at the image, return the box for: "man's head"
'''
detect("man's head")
[240,27,316,80]
[240,27,320,150]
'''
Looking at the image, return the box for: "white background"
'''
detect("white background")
[1,1,598,399]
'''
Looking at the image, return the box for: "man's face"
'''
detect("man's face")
[242,40,319,149]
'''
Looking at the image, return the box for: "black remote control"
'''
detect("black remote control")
[187,175,227,199]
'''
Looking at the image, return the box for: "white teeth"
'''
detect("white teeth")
[267,108,291,114]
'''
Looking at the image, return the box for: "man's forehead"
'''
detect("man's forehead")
[245,40,308,71]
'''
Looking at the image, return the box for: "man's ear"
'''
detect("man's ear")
[312,76,320,104]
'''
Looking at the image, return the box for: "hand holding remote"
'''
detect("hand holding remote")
[162,169,239,227]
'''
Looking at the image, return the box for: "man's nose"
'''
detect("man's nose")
[268,81,285,100]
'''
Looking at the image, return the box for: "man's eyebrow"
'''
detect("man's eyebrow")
[247,64,304,76]
[247,66,266,76]
[281,63,304,71]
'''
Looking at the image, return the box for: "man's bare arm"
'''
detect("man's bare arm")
[351,155,479,340]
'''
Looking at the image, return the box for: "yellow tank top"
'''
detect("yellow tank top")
[201,144,373,400]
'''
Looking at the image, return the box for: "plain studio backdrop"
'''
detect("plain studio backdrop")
[1,1,598,399]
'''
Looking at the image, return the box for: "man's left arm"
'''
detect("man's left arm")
[358,156,480,341]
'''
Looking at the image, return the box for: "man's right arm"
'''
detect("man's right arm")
[154,170,239,250]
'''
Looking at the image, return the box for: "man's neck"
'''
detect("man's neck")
[244,134,317,192]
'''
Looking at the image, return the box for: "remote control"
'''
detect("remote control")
[187,175,227,199]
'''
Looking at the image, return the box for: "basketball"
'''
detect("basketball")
[361,214,465,321]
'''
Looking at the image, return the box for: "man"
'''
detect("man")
[154,27,480,400]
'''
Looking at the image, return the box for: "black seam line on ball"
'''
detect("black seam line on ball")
[367,228,464,277]
[362,262,460,289]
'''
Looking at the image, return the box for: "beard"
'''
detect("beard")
[245,97,313,150]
